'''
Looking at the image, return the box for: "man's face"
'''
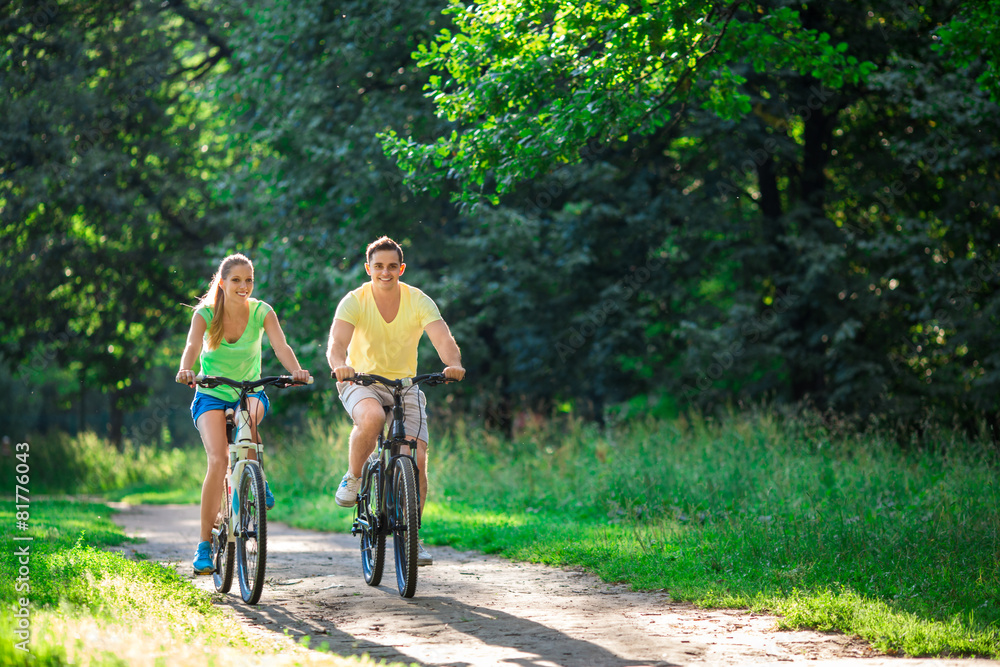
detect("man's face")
[366,249,404,290]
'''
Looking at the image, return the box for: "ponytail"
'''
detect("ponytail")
[197,253,252,352]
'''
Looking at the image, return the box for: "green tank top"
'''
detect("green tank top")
[196,299,273,402]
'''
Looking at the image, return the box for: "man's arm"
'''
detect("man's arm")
[425,319,465,381]
[327,318,357,381]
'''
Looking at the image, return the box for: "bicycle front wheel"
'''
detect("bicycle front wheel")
[359,457,385,586]
[390,456,419,598]
[236,462,267,604]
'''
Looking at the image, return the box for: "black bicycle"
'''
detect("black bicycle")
[340,372,453,598]
[189,373,311,604]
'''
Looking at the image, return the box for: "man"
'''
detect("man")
[327,236,465,566]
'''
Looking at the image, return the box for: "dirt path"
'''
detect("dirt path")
[111,504,996,667]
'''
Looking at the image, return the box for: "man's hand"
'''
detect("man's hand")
[333,365,357,382]
[443,366,465,381]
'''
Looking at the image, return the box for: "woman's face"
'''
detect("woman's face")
[221,263,254,305]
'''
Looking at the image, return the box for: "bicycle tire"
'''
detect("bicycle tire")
[213,477,235,594]
[212,521,235,594]
[391,456,419,598]
[236,462,268,604]
[359,457,386,586]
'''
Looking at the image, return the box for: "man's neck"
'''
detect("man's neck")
[371,281,401,302]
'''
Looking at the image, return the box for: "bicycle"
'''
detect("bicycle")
[188,373,312,604]
[339,372,453,598]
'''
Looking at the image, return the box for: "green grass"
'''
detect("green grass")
[0,499,224,664]
[11,407,1000,658]
[268,409,1000,658]
[0,499,385,665]
[418,410,1000,658]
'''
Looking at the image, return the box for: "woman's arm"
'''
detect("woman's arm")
[176,312,207,385]
[263,310,310,382]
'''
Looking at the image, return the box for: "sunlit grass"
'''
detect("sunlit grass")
[411,409,1000,658]
[0,500,386,666]
[12,406,1000,658]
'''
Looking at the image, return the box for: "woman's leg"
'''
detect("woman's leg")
[196,410,229,542]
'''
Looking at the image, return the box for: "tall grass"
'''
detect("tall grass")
[0,431,203,502]
[14,406,1000,657]
[418,409,1000,657]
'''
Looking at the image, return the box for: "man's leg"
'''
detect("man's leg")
[348,398,386,477]
[336,397,385,507]
[411,438,429,515]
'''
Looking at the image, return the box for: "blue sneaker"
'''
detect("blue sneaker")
[265,482,275,510]
[193,540,213,575]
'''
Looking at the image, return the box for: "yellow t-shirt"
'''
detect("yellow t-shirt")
[334,282,442,379]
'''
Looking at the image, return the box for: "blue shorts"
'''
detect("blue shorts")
[190,391,270,428]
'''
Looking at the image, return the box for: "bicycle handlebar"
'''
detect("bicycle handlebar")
[334,372,454,388]
[189,374,314,390]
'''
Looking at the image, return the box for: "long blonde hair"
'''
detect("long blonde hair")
[199,253,253,351]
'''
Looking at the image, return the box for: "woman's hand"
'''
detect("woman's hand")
[291,369,312,384]
[176,369,196,386]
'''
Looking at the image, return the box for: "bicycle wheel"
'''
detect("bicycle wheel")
[359,456,386,586]
[212,479,235,593]
[390,455,419,598]
[236,462,267,604]
[212,521,235,594]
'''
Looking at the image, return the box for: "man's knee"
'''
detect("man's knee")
[353,402,387,432]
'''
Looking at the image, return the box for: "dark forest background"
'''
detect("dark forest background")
[3,0,999,447]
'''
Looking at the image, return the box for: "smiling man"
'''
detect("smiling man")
[326,236,465,566]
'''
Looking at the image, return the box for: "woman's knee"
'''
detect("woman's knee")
[205,453,228,477]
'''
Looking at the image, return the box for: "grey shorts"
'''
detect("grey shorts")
[337,381,429,443]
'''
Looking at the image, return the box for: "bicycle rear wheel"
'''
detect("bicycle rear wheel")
[390,456,419,598]
[236,462,267,604]
[213,478,235,593]
[212,522,235,593]
[358,457,386,586]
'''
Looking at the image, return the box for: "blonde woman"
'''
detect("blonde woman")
[177,253,310,574]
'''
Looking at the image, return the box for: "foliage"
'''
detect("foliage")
[3,0,1000,438]
[379,0,1000,432]
[934,0,1000,103]
[0,0,235,444]
[208,0,465,379]
[381,0,877,206]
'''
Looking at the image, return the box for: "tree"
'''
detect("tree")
[381,0,876,207]
[378,0,1000,435]
[1,0,234,445]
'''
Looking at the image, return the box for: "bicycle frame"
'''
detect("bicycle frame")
[223,398,264,539]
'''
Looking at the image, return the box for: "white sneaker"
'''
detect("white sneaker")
[416,540,433,566]
[335,471,361,507]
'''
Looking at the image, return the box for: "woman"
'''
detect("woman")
[177,253,310,574]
